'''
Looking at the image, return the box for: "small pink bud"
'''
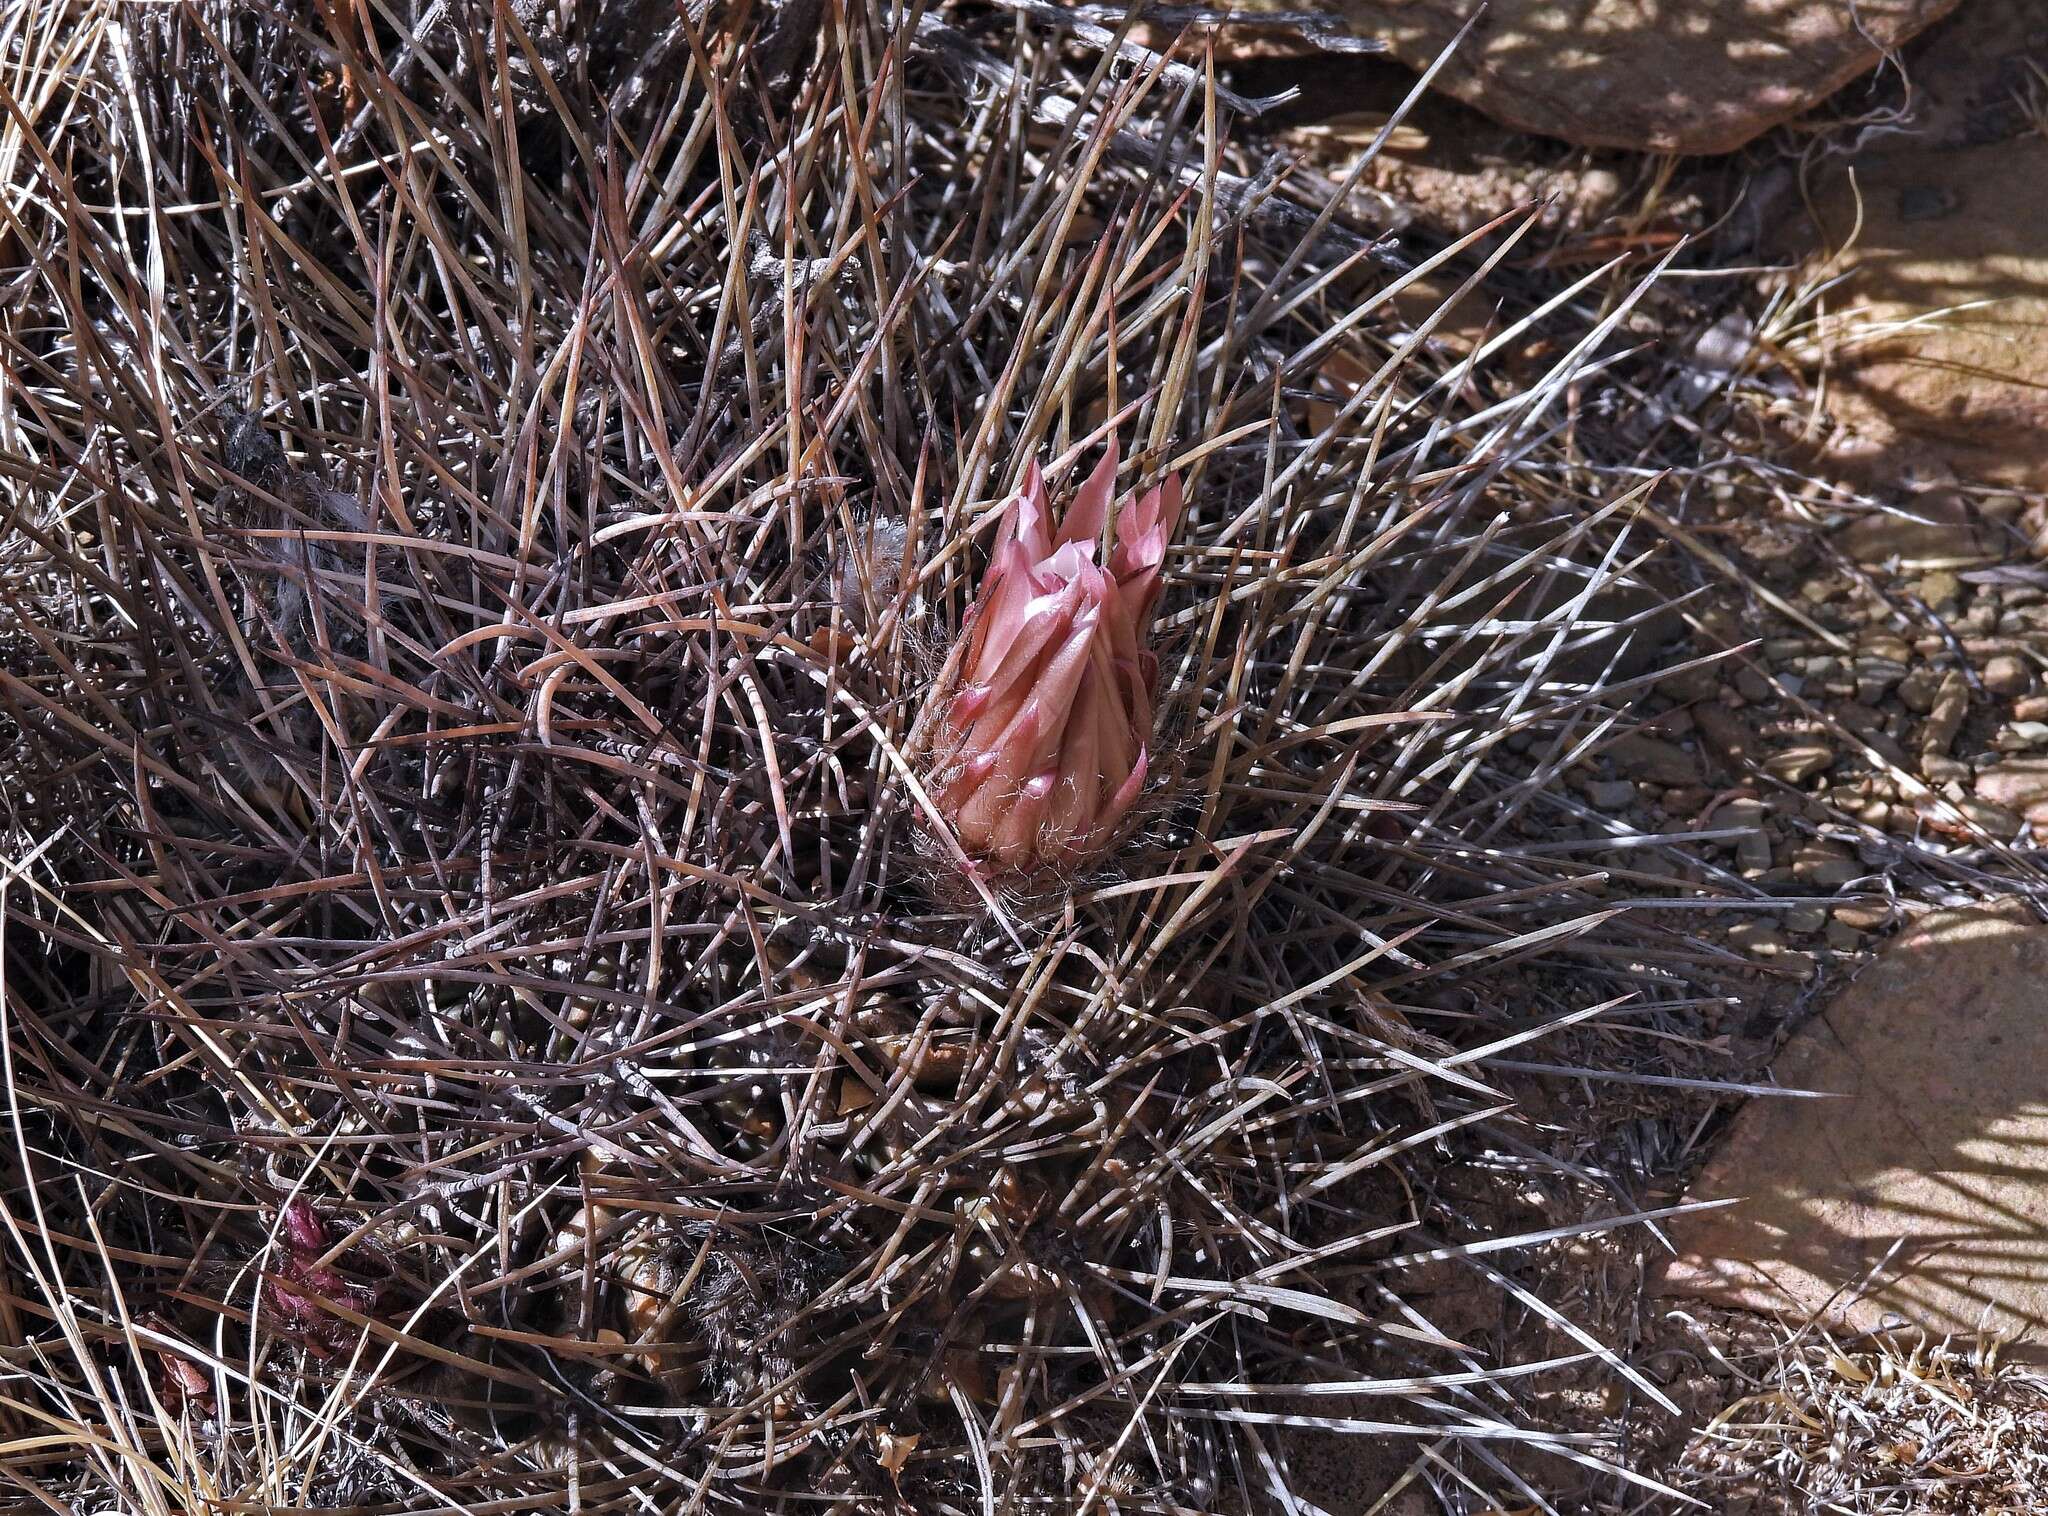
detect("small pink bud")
[281,1197,328,1258]
[264,1199,378,1358]
[926,441,1181,884]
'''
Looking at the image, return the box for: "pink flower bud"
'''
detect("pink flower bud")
[927,441,1181,884]
[264,1198,377,1357]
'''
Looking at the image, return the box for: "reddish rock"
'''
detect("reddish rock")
[1774,3,2048,496]
[1236,0,1961,153]
[1658,904,2048,1340]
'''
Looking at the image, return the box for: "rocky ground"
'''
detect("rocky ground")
[1221,1,2048,1508]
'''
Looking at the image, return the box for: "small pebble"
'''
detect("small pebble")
[1833,902,1890,930]
[1775,950,1819,979]
[1659,785,1712,818]
[1712,797,1765,830]
[1853,658,1907,704]
[1586,779,1637,811]
[1920,672,1970,757]
[1739,831,1775,874]
[1973,757,2048,812]
[1791,841,1862,888]
[1983,654,2033,697]
[1735,666,1776,704]
[1763,744,1835,784]
[1824,919,1864,951]
[1695,705,1755,767]
[1783,904,1827,934]
[1956,797,2024,835]
[2015,695,2048,722]
[1608,734,1701,786]
[1666,666,1722,703]
[1896,667,1943,715]
[1728,922,1789,956]
[1913,570,1962,609]
[1993,722,2048,752]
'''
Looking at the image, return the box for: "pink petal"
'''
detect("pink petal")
[282,1200,327,1256]
[1058,703,1102,835]
[962,576,1087,731]
[1110,565,1162,650]
[1111,473,1181,582]
[962,537,1028,642]
[1099,743,1149,834]
[1109,521,1161,584]
[969,557,1064,676]
[996,461,1054,562]
[1126,649,1157,707]
[1043,539,1096,582]
[1153,473,1184,541]
[946,683,992,730]
[999,593,1103,759]
[1055,440,1119,554]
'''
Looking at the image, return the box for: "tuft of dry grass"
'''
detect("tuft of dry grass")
[0,2,1770,1511]
[1685,1331,2048,1514]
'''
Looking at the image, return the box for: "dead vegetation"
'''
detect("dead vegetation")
[1684,1331,2048,1514]
[0,1,1960,1512]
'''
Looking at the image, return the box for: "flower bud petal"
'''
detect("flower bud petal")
[1055,439,1119,555]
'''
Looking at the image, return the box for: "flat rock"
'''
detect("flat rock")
[1788,840,1861,887]
[1658,903,2048,1340]
[1607,732,1702,787]
[1976,759,2048,814]
[1236,0,1958,153]
[1835,503,1998,569]
[1584,778,1637,811]
[1763,743,1835,785]
[1781,4,2048,494]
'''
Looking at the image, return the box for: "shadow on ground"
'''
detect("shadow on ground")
[1660,901,2048,1348]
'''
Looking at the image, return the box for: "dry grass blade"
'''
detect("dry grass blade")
[0,2,1775,1511]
